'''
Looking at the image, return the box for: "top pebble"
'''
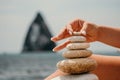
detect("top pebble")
[69,36,86,42]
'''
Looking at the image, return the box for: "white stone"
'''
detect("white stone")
[51,73,99,80]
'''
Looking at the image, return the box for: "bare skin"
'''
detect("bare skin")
[45,19,120,80]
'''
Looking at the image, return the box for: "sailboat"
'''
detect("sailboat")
[22,12,56,52]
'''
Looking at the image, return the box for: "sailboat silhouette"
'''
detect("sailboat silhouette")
[22,13,56,52]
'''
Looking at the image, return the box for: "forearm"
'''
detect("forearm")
[90,54,120,80]
[45,54,120,80]
[97,26,120,48]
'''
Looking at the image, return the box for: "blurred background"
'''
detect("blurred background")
[0,0,120,80]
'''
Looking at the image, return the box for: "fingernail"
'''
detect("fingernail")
[53,49,56,52]
[69,31,73,35]
[81,31,86,35]
[51,38,54,40]
[51,38,53,40]
[52,49,55,52]
[51,37,56,41]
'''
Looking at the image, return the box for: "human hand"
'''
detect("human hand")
[51,19,99,51]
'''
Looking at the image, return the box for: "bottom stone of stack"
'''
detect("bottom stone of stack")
[51,73,99,80]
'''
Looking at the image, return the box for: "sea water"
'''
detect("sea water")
[0,52,63,80]
[0,51,120,80]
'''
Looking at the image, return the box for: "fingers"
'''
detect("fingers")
[51,27,71,42]
[70,22,87,36]
[51,25,73,42]
[51,19,85,52]
[70,19,84,31]
[53,40,71,52]
[51,19,85,42]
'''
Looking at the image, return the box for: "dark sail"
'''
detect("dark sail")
[22,13,56,52]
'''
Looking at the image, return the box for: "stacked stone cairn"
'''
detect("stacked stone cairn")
[52,32,99,80]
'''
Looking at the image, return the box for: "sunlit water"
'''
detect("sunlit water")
[0,51,120,80]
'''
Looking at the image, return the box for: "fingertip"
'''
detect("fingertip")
[51,37,54,41]
[51,37,57,42]
[52,48,57,52]
[52,49,55,52]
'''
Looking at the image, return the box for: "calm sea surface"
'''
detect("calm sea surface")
[0,51,120,80]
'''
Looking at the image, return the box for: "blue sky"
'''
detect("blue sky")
[0,0,120,53]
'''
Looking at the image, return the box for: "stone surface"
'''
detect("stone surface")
[66,43,90,50]
[69,36,86,42]
[51,73,99,80]
[62,50,92,59]
[57,58,97,74]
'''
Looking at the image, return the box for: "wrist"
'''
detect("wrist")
[97,26,104,42]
